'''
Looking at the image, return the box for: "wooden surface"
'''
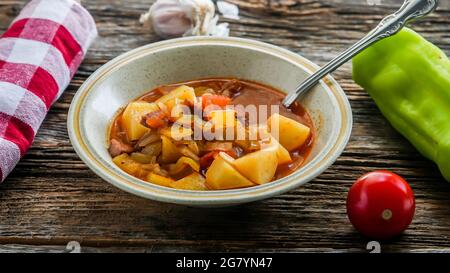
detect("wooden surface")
[0,0,449,253]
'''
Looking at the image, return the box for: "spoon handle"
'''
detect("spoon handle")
[282,0,438,108]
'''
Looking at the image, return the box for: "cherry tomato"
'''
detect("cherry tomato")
[346,171,415,240]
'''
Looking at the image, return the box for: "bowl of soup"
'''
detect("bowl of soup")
[68,36,352,207]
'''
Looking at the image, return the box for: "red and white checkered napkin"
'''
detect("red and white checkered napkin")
[0,0,97,182]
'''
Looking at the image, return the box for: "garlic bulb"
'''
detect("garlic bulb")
[140,0,230,38]
[217,1,240,20]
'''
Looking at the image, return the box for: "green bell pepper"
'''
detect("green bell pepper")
[353,27,450,181]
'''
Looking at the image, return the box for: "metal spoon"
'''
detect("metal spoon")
[282,0,438,108]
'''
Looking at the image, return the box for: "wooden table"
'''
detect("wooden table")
[0,0,449,253]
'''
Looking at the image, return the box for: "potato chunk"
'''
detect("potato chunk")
[155,85,196,110]
[231,144,279,184]
[206,152,255,190]
[267,113,310,152]
[271,137,292,165]
[161,135,183,163]
[206,109,238,140]
[209,110,237,128]
[122,102,159,141]
[172,172,207,191]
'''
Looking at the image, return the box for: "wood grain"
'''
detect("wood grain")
[0,0,449,253]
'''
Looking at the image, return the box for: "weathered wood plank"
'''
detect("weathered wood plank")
[2,243,449,253]
[0,0,449,253]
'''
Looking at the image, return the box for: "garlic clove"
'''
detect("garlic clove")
[140,0,193,38]
[140,0,232,38]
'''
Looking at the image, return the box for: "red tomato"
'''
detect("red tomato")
[201,94,231,109]
[199,151,220,169]
[346,171,415,240]
[144,110,167,128]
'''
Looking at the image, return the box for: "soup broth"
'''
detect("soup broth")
[109,78,314,190]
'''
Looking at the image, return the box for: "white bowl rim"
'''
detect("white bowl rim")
[68,36,353,206]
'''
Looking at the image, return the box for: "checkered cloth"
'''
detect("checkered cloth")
[0,0,97,182]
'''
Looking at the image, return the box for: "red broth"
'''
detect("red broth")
[109,78,314,189]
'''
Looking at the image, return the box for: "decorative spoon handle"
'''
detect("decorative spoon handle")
[282,0,438,108]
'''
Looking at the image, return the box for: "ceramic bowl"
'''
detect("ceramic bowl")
[68,36,352,207]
